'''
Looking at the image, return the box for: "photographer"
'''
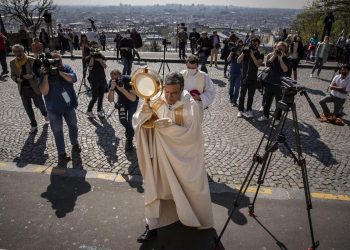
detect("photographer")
[237,37,264,118]
[189,28,200,54]
[113,32,123,60]
[257,42,290,122]
[319,64,350,124]
[38,53,80,162]
[107,69,138,151]
[222,33,238,78]
[197,31,213,73]
[86,41,107,118]
[227,39,243,105]
[209,31,220,67]
[120,30,134,75]
[10,44,48,133]
[178,27,188,60]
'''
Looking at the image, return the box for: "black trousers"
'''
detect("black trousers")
[263,84,282,119]
[20,87,47,127]
[87,82,105,112]
[238,80,257,112]
[0,50,8,73]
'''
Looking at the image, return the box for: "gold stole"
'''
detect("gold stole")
[151,99,184,127]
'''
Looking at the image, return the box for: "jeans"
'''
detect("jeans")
[87,82,105,112]
[312,58,324,76]
[48,109,78,155]
[20,87,47,127]
[0,50,8,73]
[199,52,209,73]
[229,73,241,103]
[122,57,133,75]
[118,102,138,140]
[263,84,282,119]
[238,80,257,112]
[319,94,346,117]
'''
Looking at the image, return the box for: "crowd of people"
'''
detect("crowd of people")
[1,9,350,246]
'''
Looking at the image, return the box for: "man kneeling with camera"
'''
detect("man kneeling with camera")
[38,52,81,162]
[107,69,138,151]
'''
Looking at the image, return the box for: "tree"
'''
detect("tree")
[292,0,350,43]
[0,0,56,35]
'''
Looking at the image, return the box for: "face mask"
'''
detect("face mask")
[187,69,198,76]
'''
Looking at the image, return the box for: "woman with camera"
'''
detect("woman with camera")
[86,41,107,118]
[227,39,243,106]
[257,41,290,122]
[107,69,138,151]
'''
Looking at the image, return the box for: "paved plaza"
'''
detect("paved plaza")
[0,55,349,194]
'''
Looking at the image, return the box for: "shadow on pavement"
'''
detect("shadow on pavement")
[246,115,338,167]
[41,170,91,218]
[15,124,49,168]
[212,79,227,88]
[125,150,144,193]
[88,117,120,170]
[139,221,224,250]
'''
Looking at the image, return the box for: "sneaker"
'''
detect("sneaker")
[245,111,254,118]
[259,106,264,112]
[257,115,268,121]
[72,144,81,153]
[86,111,94,118]
[309,74,313,78]
[30,126,38,133]
[237,111,243,118]
[97,111,105,118]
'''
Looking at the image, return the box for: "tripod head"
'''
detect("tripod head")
[279,77,320,118]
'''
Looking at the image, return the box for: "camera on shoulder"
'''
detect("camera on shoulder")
[35,53,62,76]
[90,48,103,59]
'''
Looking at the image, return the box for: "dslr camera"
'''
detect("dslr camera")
[35,53,61,76]
[275,49,282,56]
[162,39,171,46]
[242,43,257,55]
[90,47,103,59]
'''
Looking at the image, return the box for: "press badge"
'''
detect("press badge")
[61,90,71,104]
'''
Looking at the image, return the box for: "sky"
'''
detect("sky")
[53,0,309,9]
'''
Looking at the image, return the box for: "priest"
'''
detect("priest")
[133,72,214,243]
[180,55,216,120]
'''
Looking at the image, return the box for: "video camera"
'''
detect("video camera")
[90,47,103,59]
[34,53,61,76]
[162,39,171,46]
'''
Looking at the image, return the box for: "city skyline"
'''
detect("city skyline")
[54,0,309,9]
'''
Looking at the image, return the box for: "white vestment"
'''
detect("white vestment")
[180,69,216,110]
[132,90,214,230]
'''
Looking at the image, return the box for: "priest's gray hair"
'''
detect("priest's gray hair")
[164,72,184,89]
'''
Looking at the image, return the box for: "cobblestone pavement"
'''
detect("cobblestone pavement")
[0,57,349,194]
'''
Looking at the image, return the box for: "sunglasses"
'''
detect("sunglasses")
[188,61,197,64]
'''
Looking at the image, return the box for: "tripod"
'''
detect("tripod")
[77,77,91,96]
[158,43,171,80]
[215,78,319,250]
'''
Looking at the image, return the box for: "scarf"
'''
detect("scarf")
[15,55,28,76]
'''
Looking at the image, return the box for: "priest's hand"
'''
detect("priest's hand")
[141,102,152,113]
[154,118,173,129]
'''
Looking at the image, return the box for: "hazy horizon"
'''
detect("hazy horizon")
[54,0,309,9]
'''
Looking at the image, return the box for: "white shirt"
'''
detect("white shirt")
[331,74,350,99]
[86,31,99,43]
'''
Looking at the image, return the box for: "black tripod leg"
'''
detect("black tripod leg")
[283,105,319,250]
[248,148,275,217]
[166,62,171,72]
